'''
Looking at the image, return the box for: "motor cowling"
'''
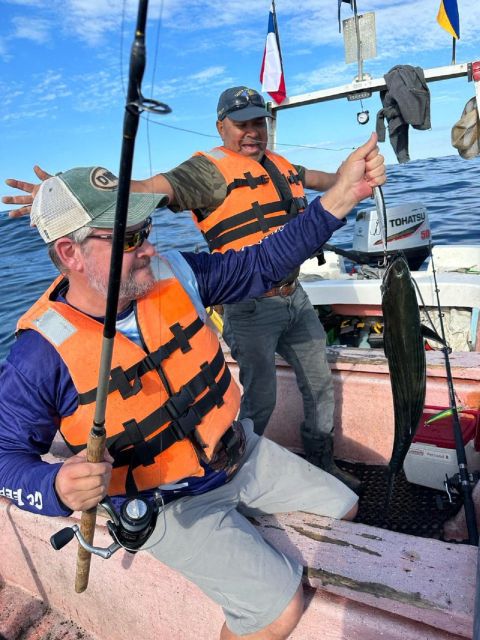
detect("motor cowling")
[352,202,431,270]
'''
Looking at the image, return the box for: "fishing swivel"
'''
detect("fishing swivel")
[50,495,160,559]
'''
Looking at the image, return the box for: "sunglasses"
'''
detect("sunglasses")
[219,93,266,120]
[85,217,152,253]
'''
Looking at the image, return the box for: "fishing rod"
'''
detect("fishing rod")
[428,246,478,546]
[74,0,170,593]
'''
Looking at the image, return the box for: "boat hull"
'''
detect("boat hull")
[0,497,474,640]
[2,343,479,639]
[251,348,480,466]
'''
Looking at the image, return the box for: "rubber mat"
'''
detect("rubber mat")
[338,461,464,541]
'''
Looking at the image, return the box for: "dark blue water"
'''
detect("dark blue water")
[1,154,479,359]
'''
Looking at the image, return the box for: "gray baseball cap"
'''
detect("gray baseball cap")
[217,86,272,122]
[31,166,168,243]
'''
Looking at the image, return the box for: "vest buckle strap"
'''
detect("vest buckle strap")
[289,196,307,216]
[170,406,202,441]
[142,352,160,372]
[164,385,196,420]
[287,170,300,185]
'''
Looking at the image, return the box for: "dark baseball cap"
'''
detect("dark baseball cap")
[217,86,272,122]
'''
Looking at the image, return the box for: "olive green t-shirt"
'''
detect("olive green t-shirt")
[162,154,306,219]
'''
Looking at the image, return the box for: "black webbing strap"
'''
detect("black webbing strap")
[225,172,269,195]
[77,317,204,405]
[260,156,306,221]
[104,346,227,457]
[121,419,157,467]
[111,363,232,471]
[208,209,298,252]
[204,196,308,252]
[169,322,193,353]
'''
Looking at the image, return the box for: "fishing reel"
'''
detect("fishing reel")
[436,471,480,509]
[50,495,160,559]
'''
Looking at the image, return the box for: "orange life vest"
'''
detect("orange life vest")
[194,147,307,253]
[17,276,240,496]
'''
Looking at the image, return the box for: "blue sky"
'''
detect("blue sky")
[1,0,479,195]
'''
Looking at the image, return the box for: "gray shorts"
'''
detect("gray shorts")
[145,419,357,636]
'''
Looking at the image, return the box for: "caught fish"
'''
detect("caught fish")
[381,254,426,504]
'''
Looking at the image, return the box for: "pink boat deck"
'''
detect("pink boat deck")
[1,347,479,639]
[0,499,475,640]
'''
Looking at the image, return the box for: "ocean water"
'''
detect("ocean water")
[1,153,479,360]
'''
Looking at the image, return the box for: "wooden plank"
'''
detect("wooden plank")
[255,511,476,638]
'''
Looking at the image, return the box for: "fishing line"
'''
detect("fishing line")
[139,117,355,152]
[145,0,165,167]
[410,275,463,407]
[119,1,127,97]
[143,0,165,253]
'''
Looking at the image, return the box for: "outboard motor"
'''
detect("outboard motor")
[352,202,431,270]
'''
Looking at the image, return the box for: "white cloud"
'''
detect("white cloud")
[12,16,51,43]
[0,37,11,61]
[190,66,225,81]
[3,0,46,6]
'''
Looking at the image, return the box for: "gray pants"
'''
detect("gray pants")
[145,420,357,635]
[223,284,334,439]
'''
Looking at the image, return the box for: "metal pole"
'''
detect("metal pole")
[352,0,363,82]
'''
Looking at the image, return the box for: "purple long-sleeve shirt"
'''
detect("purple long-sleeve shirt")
[0,197,344,516]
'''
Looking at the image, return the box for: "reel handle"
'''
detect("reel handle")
[50,526,76,551]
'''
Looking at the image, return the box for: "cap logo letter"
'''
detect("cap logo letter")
[90,167,119,190]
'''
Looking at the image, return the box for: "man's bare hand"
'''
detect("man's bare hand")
[320,133,386,219]
[2,166,52,218]
[55,449,113,512]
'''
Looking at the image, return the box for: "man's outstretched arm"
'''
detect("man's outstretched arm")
[3,166,178,217]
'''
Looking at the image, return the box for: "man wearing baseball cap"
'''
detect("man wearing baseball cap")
[134,85,363,492]
[4,86,375,495]
[1,136,385,638]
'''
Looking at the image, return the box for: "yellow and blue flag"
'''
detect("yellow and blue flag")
[437,0,460,39]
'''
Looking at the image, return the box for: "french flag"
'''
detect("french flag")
[260,2,286,105]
